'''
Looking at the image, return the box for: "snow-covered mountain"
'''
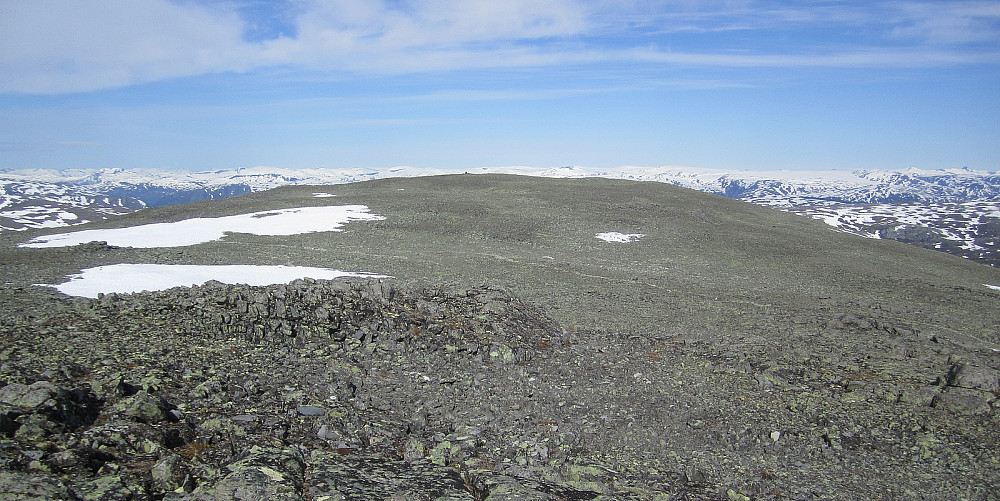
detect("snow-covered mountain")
[3,165,999,265]
[517,165,1000,205]
[0,177,142,231]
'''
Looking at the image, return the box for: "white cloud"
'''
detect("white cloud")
[259,0,591,72]
[890,1,1000,44]
[0,0,593,93]
[1,0,997,94]
[626,46,1000,68]
[0,0,257,93]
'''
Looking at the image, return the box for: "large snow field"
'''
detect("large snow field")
[23,205,387,296]
[20,205,384,248]
[51,264,387,298]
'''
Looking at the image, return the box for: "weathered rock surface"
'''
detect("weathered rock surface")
[1,278,998,500]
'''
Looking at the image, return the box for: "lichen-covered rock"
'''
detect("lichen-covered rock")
[307,451,474,500]
[90,375,138,403]
[87,281,558,361]
[188,446,305,501]
[152,453,190,492]
[479,475,601,501]
[0,382,60,409]
[112,390,171,424]
[0,381,99,437]
[0,280,997,500]
[73,475,135,501]
[0,470,76,500]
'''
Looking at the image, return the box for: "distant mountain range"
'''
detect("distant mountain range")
[3,165,999,265]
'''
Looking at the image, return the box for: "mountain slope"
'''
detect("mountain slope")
[5,165,1000,267]
[1,174,999,499]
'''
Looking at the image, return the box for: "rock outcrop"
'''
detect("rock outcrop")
[1,280,998,500]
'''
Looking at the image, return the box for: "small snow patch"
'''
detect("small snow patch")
[312,193,336,198]
[984,284,1000,291]
[47,263,388,298]
[596,232,645,243]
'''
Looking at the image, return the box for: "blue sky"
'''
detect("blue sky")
[1,0,998,172]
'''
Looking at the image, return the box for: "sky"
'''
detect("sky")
[1,0,999,173]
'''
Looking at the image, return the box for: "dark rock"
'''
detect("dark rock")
[295,405,325,416]
[45,448,107,474]
[307,451,473,500]
[0,405,18,435]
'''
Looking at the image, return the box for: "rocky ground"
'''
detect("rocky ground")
[1,174,999,500]
[1,278,998,500]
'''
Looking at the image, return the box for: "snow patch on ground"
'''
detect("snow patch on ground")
[29,205,389,296]
[984,284,1000,291]
[596,232,645,243]
[49,264,387,298]
[19,205,384,248]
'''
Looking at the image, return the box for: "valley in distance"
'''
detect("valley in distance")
[1,173,999,500]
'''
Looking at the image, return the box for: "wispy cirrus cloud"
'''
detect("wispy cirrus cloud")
[0,140,104,152]
[625,46,1000,67]
[889,1,1000,44]
[1,0,998,94]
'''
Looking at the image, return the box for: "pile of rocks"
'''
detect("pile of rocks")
[0,281,616,500]
[1,279,998,500]
[92,279,549,364]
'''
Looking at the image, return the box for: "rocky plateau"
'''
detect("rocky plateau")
[1,174,998,500]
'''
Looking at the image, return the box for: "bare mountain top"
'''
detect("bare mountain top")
[1,174,998,499]
[5,165,999,266]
